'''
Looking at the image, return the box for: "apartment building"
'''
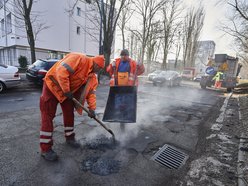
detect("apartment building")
[0,0,101,66]
[195,40,216,73]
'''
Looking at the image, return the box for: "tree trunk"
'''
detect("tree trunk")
[162,50,168,70]
[26,21,36,63]
[122,28,125,49]
[130,33,134,57]
[23,0,36,63]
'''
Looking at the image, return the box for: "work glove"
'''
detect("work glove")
[111,60,116,67]
[88,109,96,118]
[64,91,73,100]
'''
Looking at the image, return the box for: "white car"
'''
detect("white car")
[148,70,162,81]
[152,70,182,87]
[0,64,21,93]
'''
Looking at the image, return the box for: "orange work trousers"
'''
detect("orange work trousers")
[39,82,81,152]
[214,81,222,89]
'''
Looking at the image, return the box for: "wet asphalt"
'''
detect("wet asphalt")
[0,80,221,185]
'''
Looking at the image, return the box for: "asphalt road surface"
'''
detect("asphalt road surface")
[0,81,223,185]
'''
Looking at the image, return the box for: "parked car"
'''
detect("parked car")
[148,70,162,81]
[193,73,204,82]
[0,64,21,93]
[26,59,58,85]
[152,70,182,87]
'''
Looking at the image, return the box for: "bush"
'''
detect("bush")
[18,56,28,68]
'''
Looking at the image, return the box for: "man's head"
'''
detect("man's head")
[120,49,129,61]
[92,55,105,72]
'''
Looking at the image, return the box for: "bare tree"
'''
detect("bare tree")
[6,0,49,63]
[95,0,126,67]
[13,0,36,63]
[117,0,134,49]
[130,0,166,64]
[71,0,126,68]
[161,0,182,70]
[218,0,248,64]
[182,6,205,68]
[126,31,142,61]
[226,0,248,21]
[174,29,182,70]
[146,21,161,73]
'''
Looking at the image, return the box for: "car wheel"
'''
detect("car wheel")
[0,81,6,93]
[227,88,232,92]
[177,81,181,86]
[200,84,206,89]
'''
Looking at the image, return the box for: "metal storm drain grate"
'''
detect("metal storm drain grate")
[151,144,188,169]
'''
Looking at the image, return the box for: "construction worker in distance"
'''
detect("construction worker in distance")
[40,52,105,161]
[106,49,145,130]
[212,70,224,89]
[107,49,145,86]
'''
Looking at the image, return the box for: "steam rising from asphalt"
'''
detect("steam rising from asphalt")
[79,84,208,146]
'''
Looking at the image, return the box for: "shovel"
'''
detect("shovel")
[72,98,115,140]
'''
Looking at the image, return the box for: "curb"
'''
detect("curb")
[237,96,247,186]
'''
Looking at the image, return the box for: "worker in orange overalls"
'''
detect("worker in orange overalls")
[40,52,105,161]
[107,49,145,86]
[106,49,145,130]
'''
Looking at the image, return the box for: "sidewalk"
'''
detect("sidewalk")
[184,92,244,186]
[237,95,248,186]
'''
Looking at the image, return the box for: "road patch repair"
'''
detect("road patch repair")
[1,84,230,185]
[79,130,158,176]
[81,156,121,176]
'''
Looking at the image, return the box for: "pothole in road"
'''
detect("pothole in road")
[151,115,181,124]
[85,135,119,150]
[81,156,121,176]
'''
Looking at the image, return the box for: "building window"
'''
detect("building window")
[6,13,12,34]
[77,7,81,16]
[77,26,80,35]
[1,19,4,37]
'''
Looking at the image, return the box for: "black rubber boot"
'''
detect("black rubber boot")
[66,138,81,148]
[41,149,58,161]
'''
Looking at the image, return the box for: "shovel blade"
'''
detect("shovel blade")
[103,86,137,123]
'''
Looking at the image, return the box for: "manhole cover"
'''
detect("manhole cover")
[151,144,188,169]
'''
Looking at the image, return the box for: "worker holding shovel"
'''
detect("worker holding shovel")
[104,49,145,130]
[39,53,105,161]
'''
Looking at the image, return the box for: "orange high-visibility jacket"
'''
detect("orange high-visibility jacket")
[75,73,98,115]
[44,52,94,104]
[106,58,145,86]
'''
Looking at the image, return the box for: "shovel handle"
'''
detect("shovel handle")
[72,98,115,137]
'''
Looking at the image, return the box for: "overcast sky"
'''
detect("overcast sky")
[185,0,236,56]
[115,0,237,59]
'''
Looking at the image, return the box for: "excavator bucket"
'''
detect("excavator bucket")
[103,86,137,123]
